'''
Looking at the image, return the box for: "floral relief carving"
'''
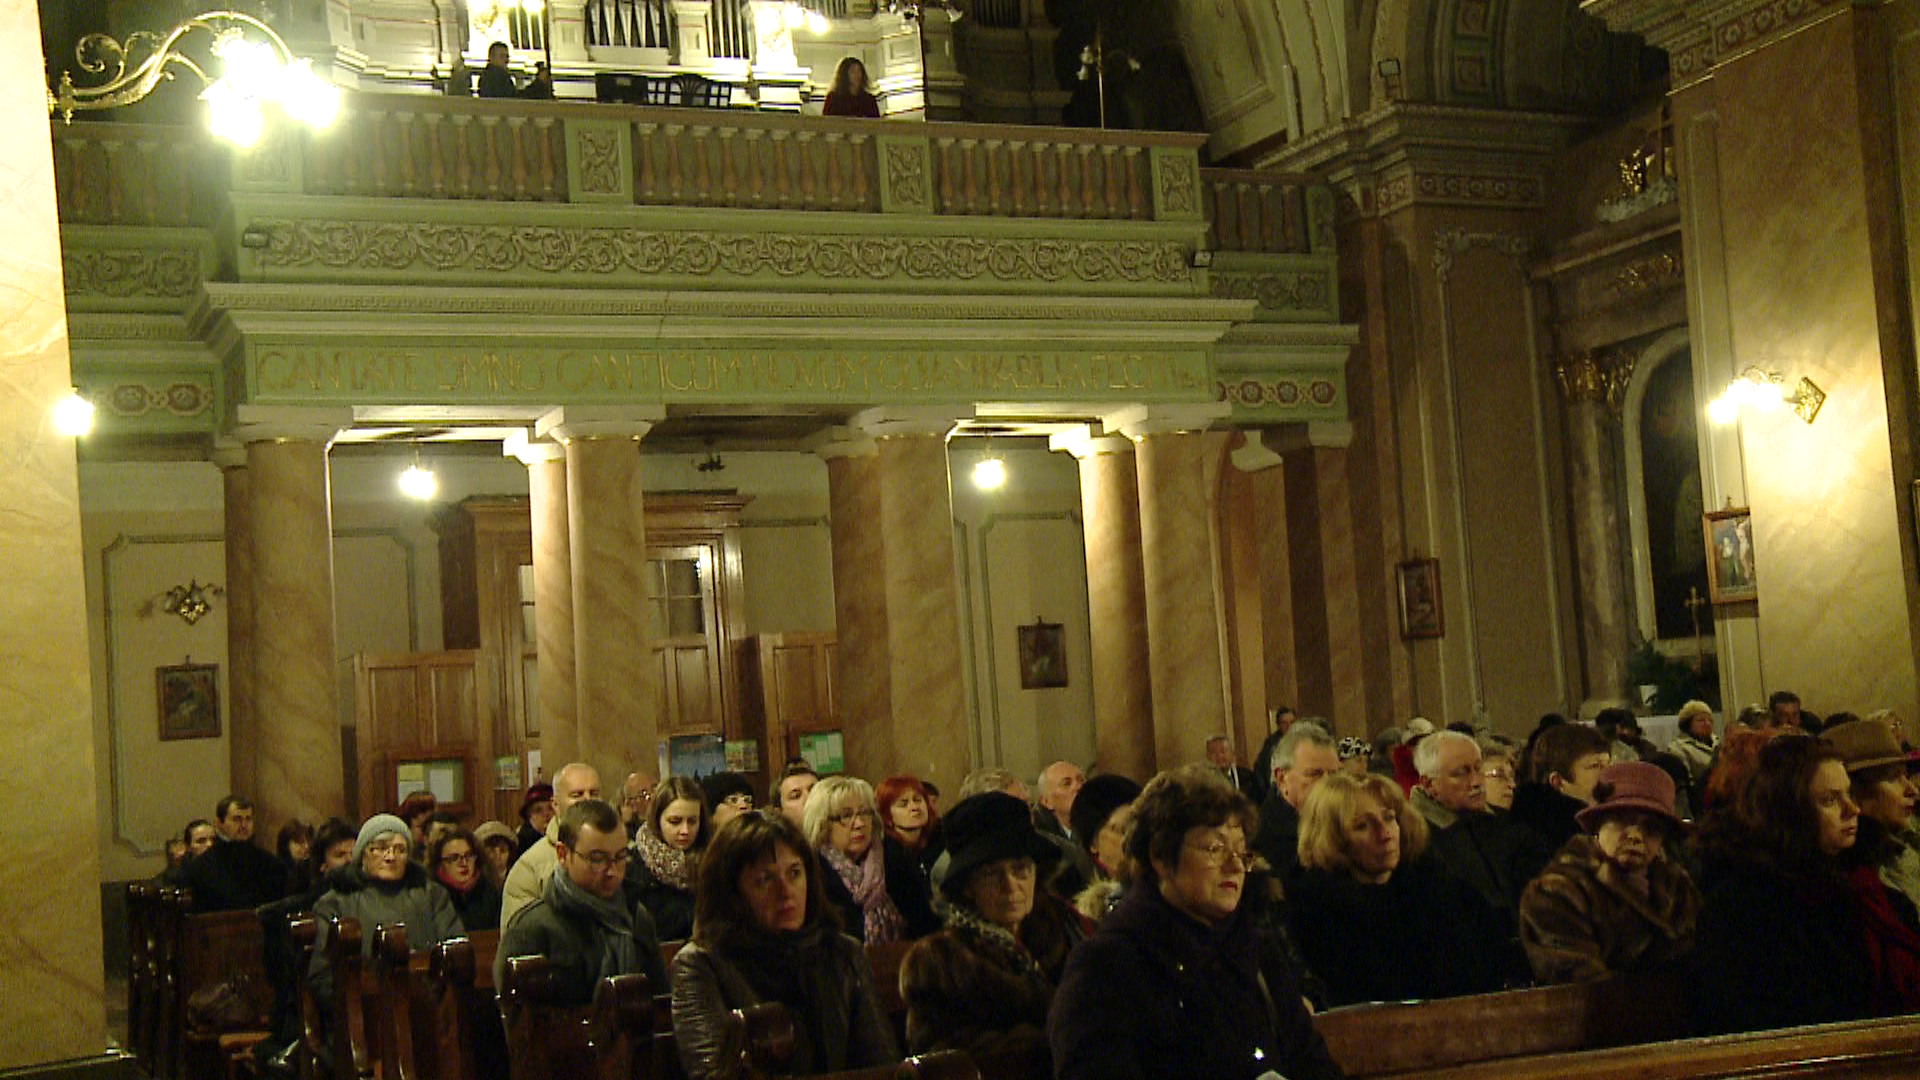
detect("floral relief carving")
[884,144,930,210]
[63,248,201,298]
[1208,270,1333,315]
[106,381,214,418]
[577,128,624,195]
[257,220,1194,285]
[1154,153,1199,217]
[1216,378,1339,409]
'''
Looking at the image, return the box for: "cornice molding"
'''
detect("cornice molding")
[1583,0,1855,89]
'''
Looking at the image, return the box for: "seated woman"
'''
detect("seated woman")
[1068,773,1142,922]
[821,57,880,118]
[1519,762,1701,983]
[309,815,463,1001]
[1287,772,1510,1006]
[900,792,1087,1059]
[1690,735,1910,1032]
[804,776,937,943]
[430,827,503,931]
[630,776,710,942]
[877,774,943,879]
[671,813,898,1080]
[1829,718,1920,912]
[1049,767,1343,1080]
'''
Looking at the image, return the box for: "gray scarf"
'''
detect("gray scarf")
[544,869,640,982]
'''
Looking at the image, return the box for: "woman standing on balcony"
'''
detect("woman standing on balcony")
[823,57,880,118]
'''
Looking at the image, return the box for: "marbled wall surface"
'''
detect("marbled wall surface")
[826,452,894,781]
[0,7,108,1036]
[527,453,577,764]
[1284,445,1368,736]
[1136,432,1231,766]
[1076,448,1155,781]
[1677,11,1920,719]
[565,437,655,790]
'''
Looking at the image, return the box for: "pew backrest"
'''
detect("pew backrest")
[127,883,157,1071]
[289,917,325,1080]
[425,932,507,1080]
[499,955,595,1080]
[587,975,656,1080]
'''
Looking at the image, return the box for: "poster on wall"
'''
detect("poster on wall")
[1017,619,1068,689]
[725,739,760,774]
[797,731,845,775]
[496,755,523,791]
[156,662,220,740]
[659,734,727,779]
[1702,506,1758,604]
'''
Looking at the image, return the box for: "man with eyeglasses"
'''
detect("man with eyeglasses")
[496,798,668,1005]
[502,762,602,929]
[1411,730,1550,928]
[620,771,659,833]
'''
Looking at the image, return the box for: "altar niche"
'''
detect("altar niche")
[1632,346,1714,643]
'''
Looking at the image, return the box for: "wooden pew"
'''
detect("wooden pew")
[587,975,657,1080]
[154,888,187,1080]
[865,940,915,1045]
[322,917,382,1080]
[127,882,156,1072]
[371,926,434,1080]
[289,917,326,1080]
[177,906,275,1080]
[423,934,507,1080]
[1312,971,1692,1077]
[1413,1013,1920,1080]
[499,956,596,1080]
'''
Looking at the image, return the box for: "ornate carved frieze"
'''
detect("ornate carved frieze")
[1611,250,1683,295]
[1151,147,1203,222]
[1433,228,1532,281]
[249,218,1196,287]
[877,136,934,214]
[1584,0,1852,88]
[1554,348,1637,411]
[1206,265,1337,322]
[63,247,202,303]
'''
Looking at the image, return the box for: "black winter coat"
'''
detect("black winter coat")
[1254,795,1301,877]
[184,837,289,912]
[1507,783,1586,852]
[1048,880,1345,1080]
[819,836,939,942]
[671,931,897,1080]
[627,858,696,943]
[1287,856,1513,1006]
[1690,853,1876,1034]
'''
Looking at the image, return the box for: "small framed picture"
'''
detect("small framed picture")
[157,663,221,741]
[1703,506,1758,604]
[1017,620,1068,689]
[1397,559,1444,639]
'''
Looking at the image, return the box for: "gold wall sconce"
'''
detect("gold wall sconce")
[151,580,224,625]
[1707,366,1826,426]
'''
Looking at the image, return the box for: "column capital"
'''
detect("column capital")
[809,426,879,461]
[211,438,248,470]
[504,429,567,466]
[1266,421,1354,453]
[233,405,354,446]
[1554,350,1636,412]
[1229,434,1284,472]
[535,405,665,444]
[1107,403,1231,439]
[851,405,972,440]
[1048,425,1135,459]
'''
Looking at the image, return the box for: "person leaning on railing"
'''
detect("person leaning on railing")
[822,57,879,118]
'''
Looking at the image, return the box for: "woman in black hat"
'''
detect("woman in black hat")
[899,791,1089,1060]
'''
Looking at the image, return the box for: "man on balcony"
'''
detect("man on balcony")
[478,42,518,98]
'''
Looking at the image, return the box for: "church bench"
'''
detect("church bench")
[175,899,275,1080]
[499,956,597,1080]
[290,917,326,1080]
[127,882,158,1073]
[1411,1013,1920,1080]
[587,975,658,1080]
[423,934,507,1080]
[371,925,439,1080]
[1312,970,1691,1077]
[154,888,188,1080]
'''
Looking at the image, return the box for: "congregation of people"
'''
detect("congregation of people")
[154,689,1920,1080]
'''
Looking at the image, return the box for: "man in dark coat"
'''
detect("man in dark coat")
[1410,731,1551,924]
[476,42,518,98]
[183,796,288,911]
[1254,725,1339,875]
[497,798,668,1004]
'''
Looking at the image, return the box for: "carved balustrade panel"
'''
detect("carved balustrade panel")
[1200,169,1315,255]
[51,123,210,227]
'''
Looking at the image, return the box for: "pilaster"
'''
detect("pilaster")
[813,428,893,782]
[505,430,578,767]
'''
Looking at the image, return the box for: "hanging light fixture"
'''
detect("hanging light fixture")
[971,452,1007,491]
[52,390,95,437]
[398,452,439,500]
[1707,365,1825,426]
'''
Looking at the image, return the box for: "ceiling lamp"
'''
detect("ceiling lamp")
[971,454,1007,491]
[398,457,439,500]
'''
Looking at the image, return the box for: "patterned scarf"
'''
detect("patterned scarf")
[636,824,695,891]
[819,842,906,943]
[942,896,1043,980]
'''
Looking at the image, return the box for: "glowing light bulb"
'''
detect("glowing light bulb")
[807,10,830,32]
[52,391,94,437]
[1707,394,1739,426]
[972,457,1006,490]
[521,0,546,13]
[202,79,265,147]
[398,463,439,500]
[277,60,341,130]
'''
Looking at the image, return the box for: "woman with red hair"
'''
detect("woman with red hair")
[877,774,944,879]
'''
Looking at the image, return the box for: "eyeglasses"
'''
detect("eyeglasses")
[721,793,755,809]
[438,852,477,866]
[573,849,633,871]
[1184,841,1255,868]
[828,808,877,827]
[1482,768,1516,784]
[366,840,409,858]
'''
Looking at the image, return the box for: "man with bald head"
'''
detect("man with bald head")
[1034,760,1085,840]
[502,762,601,928]
[619,770,658,834]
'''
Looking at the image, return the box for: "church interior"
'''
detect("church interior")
[5,0,1920,1071]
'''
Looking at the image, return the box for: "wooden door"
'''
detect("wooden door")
[739,632,837,792]
[648,543,725,736]
[350,650,487,820]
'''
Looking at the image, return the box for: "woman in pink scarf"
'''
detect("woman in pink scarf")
[803,776,938,943]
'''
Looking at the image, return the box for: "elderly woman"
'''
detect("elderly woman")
[671,812,897,1080]
[1479,742,1519,811]
[1049,768,1343,1080]
[630,776,711,942]
[1519,762,1701,983]
[1690,735,1920,1032]
[1670,700,1718,786]
[309,815,462,1000]
[900,793,1087,1059]
[804,776,937,943]
[1288,772,1509,1006]
[430,827,502,931]
[877,774,944,878]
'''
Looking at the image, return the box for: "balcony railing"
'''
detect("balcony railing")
[52,96,1325,258]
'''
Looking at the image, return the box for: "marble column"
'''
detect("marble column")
[0,3,106,1058]
[507,432,578,766]
[1275,423,1368,736]
[1117,405,1232,769]
[855,407,973,792]
[1556,351,1636,709]
[1053,428,1155,780]
[538,407,660,788]
[238,406,353,845]
[216,445,259,803]
[816,432,894,781]
[1229,438,1301,723]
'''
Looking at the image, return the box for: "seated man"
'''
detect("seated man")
[496,798,668,1004]
[183,796,289,911]
[1410,731,1551,923]
[1254,723,1338,875]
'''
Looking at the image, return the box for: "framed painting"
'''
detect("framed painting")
[1397,559,1444,639]
[1017,620,1068,689]
[157,663,220,741]
[1703,506,1758,604]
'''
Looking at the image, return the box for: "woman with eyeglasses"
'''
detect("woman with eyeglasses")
[429,827,502,931]
[803,776,937,943]
[1049,767,1345,1080]
[309,814,463,1002]
[672,812,897,1080]
[630,776,712,942]
[1286,772,1508,1007]
[900,792,1087,1063]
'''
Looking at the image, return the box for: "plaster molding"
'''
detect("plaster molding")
[1047,426,1134,459]
[1108,402,1232,438]
[535,405,666,443]
[1433,228,1533,282]
[852,405,973,438]
[1264,421,1356,452]
[504,429,567,465]
[232,404,355,444]
[809,426,879,460]
[1584,0,1853,88]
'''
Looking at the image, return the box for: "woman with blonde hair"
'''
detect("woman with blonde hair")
[1288,772,1511,1005]
[804,776,937,943]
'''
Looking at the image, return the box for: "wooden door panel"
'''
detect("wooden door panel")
[427,660,478,746]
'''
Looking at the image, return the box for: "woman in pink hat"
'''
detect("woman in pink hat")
[1518,761,1701,984]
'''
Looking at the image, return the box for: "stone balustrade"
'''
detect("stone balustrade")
[50,94,1329,257]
